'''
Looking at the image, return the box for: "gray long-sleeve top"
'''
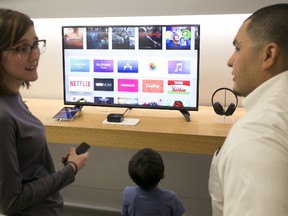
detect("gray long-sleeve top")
[0,93,75,215]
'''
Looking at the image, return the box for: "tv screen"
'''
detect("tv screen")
[61,24,200,116]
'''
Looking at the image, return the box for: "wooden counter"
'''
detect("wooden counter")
[25,98,245,155]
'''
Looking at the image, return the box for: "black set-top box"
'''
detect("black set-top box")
[107,113,124,122]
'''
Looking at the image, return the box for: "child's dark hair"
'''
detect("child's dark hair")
[128,148,164,190]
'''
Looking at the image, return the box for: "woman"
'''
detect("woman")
[0,8,89,215]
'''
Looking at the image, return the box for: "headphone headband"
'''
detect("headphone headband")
[211,87,238,116]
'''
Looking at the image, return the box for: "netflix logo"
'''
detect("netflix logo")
[68,76,93,92]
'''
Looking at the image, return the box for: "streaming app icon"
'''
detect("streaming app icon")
[118,79,138,92]
[68,76,93,92]
[118,60,138,73]
[70,59,90,72]
[167,80,190,94]
[142,80,164,93]
[94,60,114,72]
[168,61,190,74]
[94,78,114,91]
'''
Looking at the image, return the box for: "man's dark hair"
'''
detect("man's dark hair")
[246,4,288,59]
[128,148,164,190]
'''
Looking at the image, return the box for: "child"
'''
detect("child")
[121,148,185,216]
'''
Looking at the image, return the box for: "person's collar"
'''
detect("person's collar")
[242,70,288,111]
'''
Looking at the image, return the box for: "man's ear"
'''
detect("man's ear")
[161,172,165,180]
[262,42,279,70]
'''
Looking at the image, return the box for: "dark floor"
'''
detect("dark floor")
[64,203,121,216]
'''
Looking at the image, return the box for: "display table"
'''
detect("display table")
[24,98,245,155]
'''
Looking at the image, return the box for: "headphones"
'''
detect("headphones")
[211,87,238,116]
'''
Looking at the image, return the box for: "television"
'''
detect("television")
[61,24,200,121]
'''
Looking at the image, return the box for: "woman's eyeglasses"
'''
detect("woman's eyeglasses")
[2,39,46,58]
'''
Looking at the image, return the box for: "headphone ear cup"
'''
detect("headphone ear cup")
[225,103,236,116]
[213,102,225,116]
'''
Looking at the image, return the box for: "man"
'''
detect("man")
[209,4,288,216]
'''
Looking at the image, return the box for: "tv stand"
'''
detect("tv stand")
[180,110,191,122]
[74,104,84,110]
[74,98,87,110]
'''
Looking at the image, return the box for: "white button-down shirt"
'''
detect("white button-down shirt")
[209,70,288,216]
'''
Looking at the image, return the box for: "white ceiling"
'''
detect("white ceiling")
[1,0,287,18]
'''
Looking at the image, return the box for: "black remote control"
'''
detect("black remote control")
[76,142,91,155]
[63,142,90,164]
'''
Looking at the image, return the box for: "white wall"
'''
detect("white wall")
[20,14,248,106]
[1,0,282,17]
[3,0,284,107]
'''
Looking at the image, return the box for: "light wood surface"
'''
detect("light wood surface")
[24,98,245,155]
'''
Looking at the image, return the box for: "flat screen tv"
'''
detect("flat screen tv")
[61,24,200,121]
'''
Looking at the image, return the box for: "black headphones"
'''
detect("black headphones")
[211,87,238,116]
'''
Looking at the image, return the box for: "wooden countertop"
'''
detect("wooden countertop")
[25,98,245,155]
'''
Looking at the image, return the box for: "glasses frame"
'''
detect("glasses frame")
[1,39,46,57]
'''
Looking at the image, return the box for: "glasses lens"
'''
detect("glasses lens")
[18,45,32,55]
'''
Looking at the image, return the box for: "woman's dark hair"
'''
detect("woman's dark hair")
[128,148,164,190]
[0,8,34,94]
